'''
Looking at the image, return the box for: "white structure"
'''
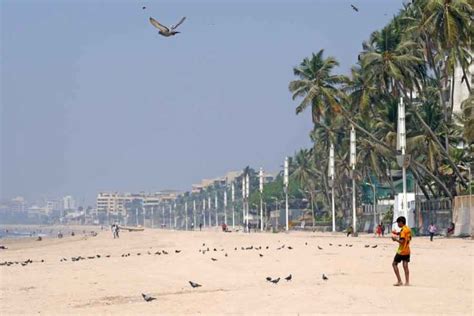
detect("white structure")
[451,62,473,114]
[392,193,416,230]
[63,195,76,210]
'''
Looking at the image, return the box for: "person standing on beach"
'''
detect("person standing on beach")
[115,225,120,238]
[428,223,436,241]
[392,216,411,286]
[199,223,202,231]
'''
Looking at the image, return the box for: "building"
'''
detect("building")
[96,191,181,218]
[191,171,243,193]
[63,195,76,210]
[451,61,473,115]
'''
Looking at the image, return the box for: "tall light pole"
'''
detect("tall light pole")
[224,189,228,225]
[185,201,188,230]
[231,182,235,229]
[246,173,250,230]
[161,204,164,228]
[202,198,206,227]
[136,207,139,227]
[259,167,264,231]
[350,125,357,234]
[151,206,154,229]
[397,97,408,220]
[215,192,218,227]
[329,143,336,232]
[208,196,212,227]
[193,200,196,229]
[284,157,289,231]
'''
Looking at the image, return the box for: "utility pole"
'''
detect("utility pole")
[224,189,228,225]
[329,143,336,232]
[259,167,264,231]
[215,192,218,227]
[246,173,250,230]
[185,201,188,230]
[397,97,409,222]
[231,182,235,229]
[284,157,289,231]
[350,125,357,235]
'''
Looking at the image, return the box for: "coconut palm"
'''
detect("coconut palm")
[289,49,347,124]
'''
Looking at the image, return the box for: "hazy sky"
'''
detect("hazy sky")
[1,0,404,204]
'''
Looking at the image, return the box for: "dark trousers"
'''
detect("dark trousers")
[430,233,434,241]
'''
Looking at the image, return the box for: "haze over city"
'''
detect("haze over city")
[1,0,403,203]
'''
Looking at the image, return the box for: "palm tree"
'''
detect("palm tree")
[291,149,318,226]
[289,49,347,124]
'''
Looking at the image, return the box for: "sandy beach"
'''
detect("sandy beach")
[0,227,472,315]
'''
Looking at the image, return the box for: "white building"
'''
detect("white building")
[451,61,473,114]
[96,191,180,217]
[63,195,76,210]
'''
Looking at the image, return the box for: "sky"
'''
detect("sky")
[1,0,405,205]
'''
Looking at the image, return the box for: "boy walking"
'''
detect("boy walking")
[392,216,411,286]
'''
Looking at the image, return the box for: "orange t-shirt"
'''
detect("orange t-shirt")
[397,225,411,255]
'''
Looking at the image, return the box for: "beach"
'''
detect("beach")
[0,227,472,315]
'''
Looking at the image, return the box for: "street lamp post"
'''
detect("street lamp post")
[136,207,139,227]
[329,143,336,232]
[208,196,212,227]
[242,175,246,230]
[202,198,206,227]
[151,206,154,229]
[215,192,218,227]
[246,174,250,230]
[350,125,357,234]
[224,189,228,225]
[284,157,289,231]
[397,97,409,220]
[231,182,235,229]
[259,167,264,231]
[193,200,196,229]
[185,201,188,230]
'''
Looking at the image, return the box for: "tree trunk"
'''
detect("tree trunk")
[410,107,467,188]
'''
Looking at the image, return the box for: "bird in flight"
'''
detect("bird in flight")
[141,293,156,302]
[322,274,328,281]
[284,274,292,281]
[149,16,186,37]
[351,4,359,12]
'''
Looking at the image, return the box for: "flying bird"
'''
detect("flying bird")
[141,293,156,302]
[351,4,359,12]
[189,281,202,288]
[284,274,292,281]
[287,246,293,250]
[142,6,146,10]
[175,250,181,253]
[322,274,328,281]
[211,258,218,261]
[365,245,370,248]
[317,246,323,250]
[372,245,378,248]
[149,16,186,37]
[266,277,272,282]
[259,254,263,257]
[270,277,280,284]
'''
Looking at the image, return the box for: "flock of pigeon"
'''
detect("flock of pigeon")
[0,239,382,303]
[142,3,360,38]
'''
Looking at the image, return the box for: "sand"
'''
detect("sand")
[0,227,472,315]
